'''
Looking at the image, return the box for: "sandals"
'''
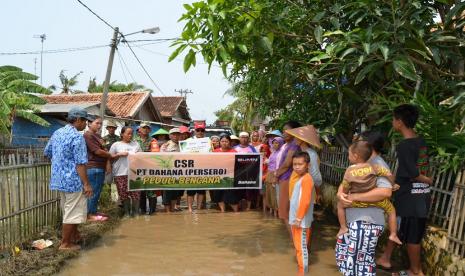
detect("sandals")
[87,215,108,222]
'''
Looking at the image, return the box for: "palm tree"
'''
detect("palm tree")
[50,70,83,94]
[0,65,51,140]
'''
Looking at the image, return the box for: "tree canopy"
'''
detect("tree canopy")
[171,0,465,169]
[87,77,152,93]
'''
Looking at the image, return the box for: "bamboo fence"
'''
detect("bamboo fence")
[0,163,60,249]
[320,146,465,257]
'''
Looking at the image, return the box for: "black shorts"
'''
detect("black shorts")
[187,190,206,196]
[162,191,178,205]
[398,217,427,244]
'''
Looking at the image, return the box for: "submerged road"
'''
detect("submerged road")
[59,209,389,275]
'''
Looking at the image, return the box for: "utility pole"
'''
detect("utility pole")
[100,27,119,125]
[175,89,193,99]
[33,34,46,85]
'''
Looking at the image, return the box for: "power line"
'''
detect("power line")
[123,38,178,43]
[116,49,129,84]
[0,40,175,56]
[0,44,109,56]
[76,0,115,31]
[122,39,166,96]
[133,44,222,68]
[116,49,137,83]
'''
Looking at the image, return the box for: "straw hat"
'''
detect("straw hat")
[285,125,321,149]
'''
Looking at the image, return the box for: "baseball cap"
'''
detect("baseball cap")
[106,120,117,128]
[67,107,94,121]
[169,128,181,134]
[194,122,206,130]
[139,121,151,128]
[239,131,249,138]
[179,126,189,133]
[230,135,240,141]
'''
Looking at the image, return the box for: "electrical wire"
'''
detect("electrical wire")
[116,49,137,83]
[132,44,222,68]
[116,49,129,84]
[0,44,109,56]
[121,38,166,96]
[76,0,115,31]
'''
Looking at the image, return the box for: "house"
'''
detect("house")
[152,96,191,126]
[10,91,166,147]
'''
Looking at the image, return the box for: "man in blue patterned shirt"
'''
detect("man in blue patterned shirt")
[44,107,93,251]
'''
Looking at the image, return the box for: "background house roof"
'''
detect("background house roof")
[152,96,191,121]
[42,91,154,118]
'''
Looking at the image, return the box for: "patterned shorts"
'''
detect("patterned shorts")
[335,221,384,276]
[114,175,140,201]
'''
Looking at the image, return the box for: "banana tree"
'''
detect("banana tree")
[0,65,51,141]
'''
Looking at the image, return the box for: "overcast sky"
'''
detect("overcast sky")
[0,0,233,123]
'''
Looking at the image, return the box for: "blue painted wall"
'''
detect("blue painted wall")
[11,116,66,147]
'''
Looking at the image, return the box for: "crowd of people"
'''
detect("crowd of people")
[44,104,432,276]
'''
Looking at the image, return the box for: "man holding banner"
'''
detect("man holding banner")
[184,122,210,212]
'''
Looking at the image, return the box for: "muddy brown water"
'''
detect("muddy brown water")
[59,210,345,275]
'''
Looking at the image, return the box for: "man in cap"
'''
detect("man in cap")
[44,107,94,250]
[135,121,155,214]
[160,128,181,212]
[186,122,209,212]
[179,125,191,141]
[192,121,207,139]
[135,121,153,152]
[103,120,120,150]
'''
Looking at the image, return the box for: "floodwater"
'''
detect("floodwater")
[59,210,342,276]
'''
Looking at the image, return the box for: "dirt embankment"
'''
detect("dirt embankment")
[0,205,122,276]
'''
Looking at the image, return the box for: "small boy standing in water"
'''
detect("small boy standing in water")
[337,141,402,245]
[289,151,315,274]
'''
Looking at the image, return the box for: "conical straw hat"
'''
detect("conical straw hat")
[151,128,169,137]
[285,125,321,149]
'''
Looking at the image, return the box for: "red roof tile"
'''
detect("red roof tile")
[42,91,149,118]
[152,96,184,117]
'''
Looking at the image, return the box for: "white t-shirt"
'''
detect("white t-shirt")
[109,141,141,176]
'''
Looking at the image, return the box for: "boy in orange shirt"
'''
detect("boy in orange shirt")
[289,151,315,274]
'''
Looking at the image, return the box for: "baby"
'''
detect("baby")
[337,141,402,245]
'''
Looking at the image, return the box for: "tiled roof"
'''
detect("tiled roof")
[41,91,150,118]
[152,96,185,117]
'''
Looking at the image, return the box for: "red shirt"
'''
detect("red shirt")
[213,148,236,153]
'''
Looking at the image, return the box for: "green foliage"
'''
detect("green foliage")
[0,65,51,139]
[171,0,465,169]
[50,70,83,94]
[87,77,152,93]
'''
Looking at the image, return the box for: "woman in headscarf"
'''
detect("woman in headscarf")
[212,134,240,212]
[274,121,301,226]
[265,136,284,217]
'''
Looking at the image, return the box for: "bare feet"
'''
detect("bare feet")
[376,257,392,270]
[389,233,402,245]
[59,243,81,251]
[336,227,348,238]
